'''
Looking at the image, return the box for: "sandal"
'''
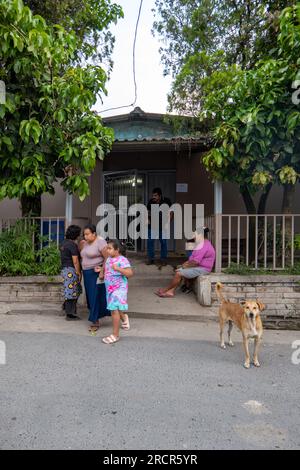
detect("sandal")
[121,314,130,330]
[88,323,100,332]
[185,287,193,294]
[102,334,120,344]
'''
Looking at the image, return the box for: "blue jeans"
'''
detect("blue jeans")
[147,227,168,261]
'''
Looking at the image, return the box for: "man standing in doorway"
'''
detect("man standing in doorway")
[146,187,173,266]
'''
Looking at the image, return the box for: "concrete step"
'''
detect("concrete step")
[127,287,212,316]
[128,310,218,323]
[119,257,176,287]
[0,302,63,316]
[0,285,217,323]
[130,265,174,276]
[127,256,179,274]
[128,277,172,287]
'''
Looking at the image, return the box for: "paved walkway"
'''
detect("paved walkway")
[1,314,299,450]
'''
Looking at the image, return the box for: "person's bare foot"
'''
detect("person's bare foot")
[158,290,175,298]
[155,288,166,295]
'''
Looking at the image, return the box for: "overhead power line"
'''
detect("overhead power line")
[99,0,144,115]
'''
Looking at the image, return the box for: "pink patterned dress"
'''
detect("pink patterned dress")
[104,256,131,311]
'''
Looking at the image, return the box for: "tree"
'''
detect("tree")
[201,4,300,214]
[153,0,294,78]
[153,0,295,117]
[0,0,116,216]
[153,0,298,215]
[24,0,123,72]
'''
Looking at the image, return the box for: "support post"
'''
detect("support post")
[65,192,73,227]
[214,181,223,273]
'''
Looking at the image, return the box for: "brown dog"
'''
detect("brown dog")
[216,282,265,369]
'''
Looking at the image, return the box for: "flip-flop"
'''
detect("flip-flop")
[184,288,193,294]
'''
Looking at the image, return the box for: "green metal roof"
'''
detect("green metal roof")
[110,120,175,142]
[103,107,204,143]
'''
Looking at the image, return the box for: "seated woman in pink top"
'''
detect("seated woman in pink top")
[155,227,215,298]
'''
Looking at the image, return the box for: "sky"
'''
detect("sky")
[95,0,173,117]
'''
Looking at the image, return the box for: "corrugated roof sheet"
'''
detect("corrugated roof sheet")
[103,107,205,143]
[112,121,174,141]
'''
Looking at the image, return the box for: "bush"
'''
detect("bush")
[223,262,300,275]
[37,243,61,276]
[0,221,61,276]
[294,234,300,251]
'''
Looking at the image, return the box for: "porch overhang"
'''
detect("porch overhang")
[109,139,208,153]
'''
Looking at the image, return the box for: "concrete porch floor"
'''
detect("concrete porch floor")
[121,254,215,321]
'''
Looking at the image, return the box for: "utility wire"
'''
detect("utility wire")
[99,0,144,115]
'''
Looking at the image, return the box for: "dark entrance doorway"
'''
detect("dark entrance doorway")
[103,170,176,253]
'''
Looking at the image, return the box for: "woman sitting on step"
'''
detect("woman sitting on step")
[155,227,215,298]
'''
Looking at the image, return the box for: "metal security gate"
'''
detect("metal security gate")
[103,170,176,253]
[103,170,145,252]
[147,171,176,252]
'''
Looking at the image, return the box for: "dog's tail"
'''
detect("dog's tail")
[215,282,227,303]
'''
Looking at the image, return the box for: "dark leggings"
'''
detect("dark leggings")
[65,299,77,316]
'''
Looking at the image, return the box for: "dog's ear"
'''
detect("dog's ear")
[256,300,265,311]
[240,300,246,307]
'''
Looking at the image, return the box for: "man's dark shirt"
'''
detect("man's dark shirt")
[147,197,172,229]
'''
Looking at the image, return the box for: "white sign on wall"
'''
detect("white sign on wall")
[176,183,188,193]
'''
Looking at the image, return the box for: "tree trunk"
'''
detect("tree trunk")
[257,183,272,262]
[258,183,272,214]
[240,186,256,264]
[20,194,42,217]
[281,184,295,214]
[281,184,296,265]
[240,186,256,214]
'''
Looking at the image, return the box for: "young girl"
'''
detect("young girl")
[102,240,133,344]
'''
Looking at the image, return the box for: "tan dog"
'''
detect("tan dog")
[216,282,264,369]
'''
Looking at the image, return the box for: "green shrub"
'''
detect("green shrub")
[223,263,254,275]
[294,234,300,251]
[0,221,60,276]
[223,262,300,275]
[37,243,61,276]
